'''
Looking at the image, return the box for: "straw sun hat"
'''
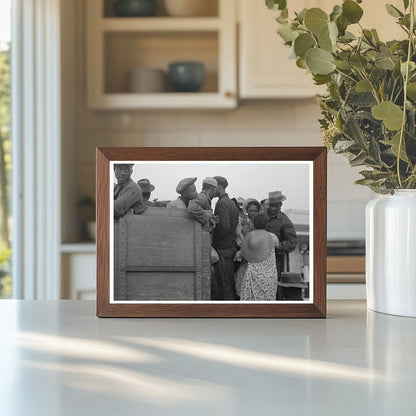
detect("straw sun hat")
[241,230,274,263]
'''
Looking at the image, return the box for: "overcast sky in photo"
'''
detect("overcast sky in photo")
[113,161,311,211]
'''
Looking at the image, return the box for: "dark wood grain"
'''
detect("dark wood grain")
[96,147,327,318]
[96,148,110,317]
[313,148,327,318]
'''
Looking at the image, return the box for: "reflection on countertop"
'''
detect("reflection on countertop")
[1,300,416,415]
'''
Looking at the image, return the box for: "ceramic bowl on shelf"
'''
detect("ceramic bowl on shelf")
[168,61,205,92]
[128,68,167,93]
[114,0,158,17]
[164,0,217,17]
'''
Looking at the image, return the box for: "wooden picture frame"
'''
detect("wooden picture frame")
[96,147,327,318]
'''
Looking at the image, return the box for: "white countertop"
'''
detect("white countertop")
[0,300,415,415]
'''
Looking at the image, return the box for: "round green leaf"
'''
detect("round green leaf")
[375,56,395,70]
[313,74,332,85]
[385,4,403,18]
[356,80,372,92]
[401,61,416,76]
[296,57,308,69]
[371,101,404,131]
[407,82,416,99]
[296,8,307,23]
[389,132,408,162]
[330,5,342,22]
[306,48,336,75]
[336,15,348,36]
[342,0,364,24]
[350,54,368,70]
[333,60,353,70]
[266,0,287,11]
[328,21,338,44]
[277,23,298,43]
[318,28,334,52]
[371,29,380,42]
[304,8,329,35]
[294,33,316,58]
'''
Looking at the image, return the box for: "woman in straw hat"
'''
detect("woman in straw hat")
[240,213,280,301]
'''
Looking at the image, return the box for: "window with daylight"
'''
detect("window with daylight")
[0,0,12,298]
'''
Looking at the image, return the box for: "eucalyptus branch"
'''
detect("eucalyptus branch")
[334,68,359,84]
[393,85,404,104]
[390,79,398,101]
[267,0,416,193]
[398,24,410,35]
[355,37,363,54]
[359,22,378,49]
[358,69,381,104]
[397,0,415,188]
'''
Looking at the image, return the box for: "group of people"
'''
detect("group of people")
[113,163,298,302]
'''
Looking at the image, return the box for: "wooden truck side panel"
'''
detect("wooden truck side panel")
[114,207,211,301]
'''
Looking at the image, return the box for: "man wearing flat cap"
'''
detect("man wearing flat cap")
[187,177,218,232]
[114,164,146,219]
[266,191,297,290]
[212,176,240,300]
[168,177,198,209]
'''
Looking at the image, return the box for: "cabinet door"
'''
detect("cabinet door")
[239,0,326,99]
[239,0,404,99]
[62,253,96,300]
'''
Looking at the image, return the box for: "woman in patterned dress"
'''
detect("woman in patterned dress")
[240,213,280,301]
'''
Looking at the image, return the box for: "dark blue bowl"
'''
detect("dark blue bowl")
[114,0,157,17]
[168,62,205,93]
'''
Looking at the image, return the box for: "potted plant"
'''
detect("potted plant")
[266,0,416,316]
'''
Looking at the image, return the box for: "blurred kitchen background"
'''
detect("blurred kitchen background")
[3,0,403,300]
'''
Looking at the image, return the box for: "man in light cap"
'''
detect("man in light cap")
[113,164,145,219]
[168,177,198,209]
[212,176,240,300]
[187,177,218,232]
[188,177,220,299]
[266,190,297,298]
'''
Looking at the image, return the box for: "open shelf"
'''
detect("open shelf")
[103,0,219,18]
[104,31,218,94]
[101,17,221,31]
[86,0,236,109]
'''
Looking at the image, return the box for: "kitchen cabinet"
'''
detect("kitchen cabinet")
[61,245,96,300]
[86,0,237,109]
[239,0,325,99]
[327,255,366,299]
[238,0,404,99]
[327,256,365,283]
[60,249,365,300]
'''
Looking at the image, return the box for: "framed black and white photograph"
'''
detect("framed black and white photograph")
[96,147,327,317]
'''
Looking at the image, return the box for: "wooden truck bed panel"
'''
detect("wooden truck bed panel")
[114,207,211,301]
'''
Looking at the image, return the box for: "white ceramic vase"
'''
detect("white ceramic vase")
[366,189,416,317]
